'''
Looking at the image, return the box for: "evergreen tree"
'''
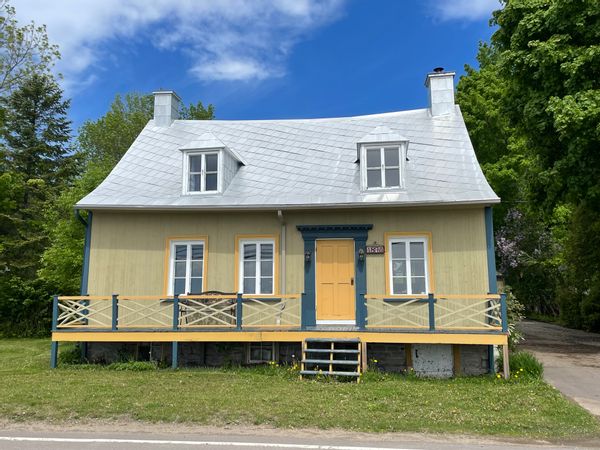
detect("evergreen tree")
[0,73,72,336]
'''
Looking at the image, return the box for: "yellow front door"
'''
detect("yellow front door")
[316,239,356,321]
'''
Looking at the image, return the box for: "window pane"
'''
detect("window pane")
[366,149,380,168]
[243,278,256,294]
[410,242,425,258]
[191,244,203,260]
[244,261,256,277]
[243,244,256,260]
[190,277,202,294]
[391,242,405,259]
[205,153,218,172]
[411,259,425,277]
[392,260,406,277]
[260,277,273,294]
[189,173,201,191]
[174,261,186,277]
[367,169,382,188]
[174,279,186,296]
[385,168,400,187]
[189,155,202,172]
[191,261,203,277]
[260,243,273,260]
[205,173,217,191]
[261,260,273,277]
[411,277,426,295]
[175,245,187,260]
[384,147,399,166]
[393,277,407,295]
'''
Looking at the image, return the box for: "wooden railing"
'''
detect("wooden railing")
[364,293,507,331]
[53,293,507,333]
[52,294,302,331]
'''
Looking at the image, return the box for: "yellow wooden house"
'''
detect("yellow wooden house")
[51,68,508,378]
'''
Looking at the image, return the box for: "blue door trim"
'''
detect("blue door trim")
[296,224,372,329]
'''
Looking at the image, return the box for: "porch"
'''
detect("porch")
[50,292,510,377]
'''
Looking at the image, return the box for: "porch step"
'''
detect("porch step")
[302,359,359,365]
[300,370,360,377]
[304,348,359,354]
[300,337,363,381]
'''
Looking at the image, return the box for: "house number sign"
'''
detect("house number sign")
[365,244,385,255]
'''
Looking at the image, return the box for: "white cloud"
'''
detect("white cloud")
[13,0,345,91]
[431,0,501,22]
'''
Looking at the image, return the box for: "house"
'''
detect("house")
[51,68,509,378]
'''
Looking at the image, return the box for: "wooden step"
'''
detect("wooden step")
[300,370,360,377]
[304,348,359,354]
[302,359,359,365]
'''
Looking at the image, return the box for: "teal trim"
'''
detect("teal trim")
[51,295,59,331]
[484,207,497,294]
[111,294,119,330]
[236,293,243,330]
[172,295,179,331]
[77,210,93,296]
[428,293,436,331]
[500,293,508,333]
[488,345,495,374]
[297,224,373,329]
[172,341,178,369]
[485,207,499,375]
[50,341,58,368]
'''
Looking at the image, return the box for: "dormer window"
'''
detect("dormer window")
[180,132,247,196]
[184,150,220,194]
[366,146,401,189]
[357,126,409,192]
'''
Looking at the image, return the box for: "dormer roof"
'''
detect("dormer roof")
[179,132,247,165]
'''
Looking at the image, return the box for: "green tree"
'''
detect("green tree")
[39,93,215,297]
[0,0,60,94]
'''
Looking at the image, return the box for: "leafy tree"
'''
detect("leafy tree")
[0,0,60,94]
[39,93,215,297]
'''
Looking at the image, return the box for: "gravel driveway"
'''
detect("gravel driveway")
[519,320,600,416]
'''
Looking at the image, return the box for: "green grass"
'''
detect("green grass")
[0,338,599,439]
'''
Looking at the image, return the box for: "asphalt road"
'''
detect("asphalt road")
[0,430,596,450]
[519,320,600,416]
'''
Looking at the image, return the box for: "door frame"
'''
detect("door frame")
[315,238,356,325]
[296,224,372,329]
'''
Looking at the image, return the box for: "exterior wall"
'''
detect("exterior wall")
[87,206,489,297]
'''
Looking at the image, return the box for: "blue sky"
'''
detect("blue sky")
[15,0,500,129]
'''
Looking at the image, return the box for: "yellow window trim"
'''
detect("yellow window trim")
[383,231,435,296]
[234,234,280,296]
[163,235,209,296]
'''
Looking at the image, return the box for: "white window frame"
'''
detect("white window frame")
[238,238,275,295]
[182,149,221,195]
[387,236,430,296]
[168,240,206,296]
[360,143,407,191]
[247,342,278,364]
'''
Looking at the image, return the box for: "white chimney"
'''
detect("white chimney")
[425,68,456,117]
[153,90,181,127]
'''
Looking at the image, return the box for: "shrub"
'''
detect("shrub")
[498,351,543,380]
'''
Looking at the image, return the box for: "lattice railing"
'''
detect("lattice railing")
[242,295,301,327]
[179,295,237,328]
[118,296,173,328]
[434,294,502,330]
[56,296,112,328]
[364,296,430,329]
[365,293,506,331]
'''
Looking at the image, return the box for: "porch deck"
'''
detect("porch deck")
[51,292,509,373]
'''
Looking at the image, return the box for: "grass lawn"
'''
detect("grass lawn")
[1,338,599,439]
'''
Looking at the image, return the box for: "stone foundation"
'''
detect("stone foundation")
[86,342,490,375]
